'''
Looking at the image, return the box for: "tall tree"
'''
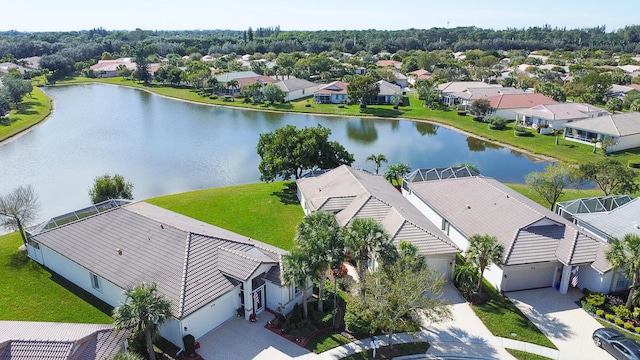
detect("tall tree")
[88,174,134,204]
[384,162,411,186]
[466,234,504,295]
[347,75,380,107]
[282,247,314,319]
[470,99,492,117]
[357,257,451,350]
[0,185,39,246]
[112,283,172,360]
[579,158,639,196]
[294,211,344,312]
[262,83,285,104]
[343,217,391,296]
[256,124,354,182]
[226,79,239,95]
[1,70,33,106]
[366,153,387,174]
[134,44,155,84]
[525,163,579,210]
[606,233,640,310]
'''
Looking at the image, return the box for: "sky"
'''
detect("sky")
[1,0,637,33]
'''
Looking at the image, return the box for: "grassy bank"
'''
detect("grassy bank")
[0,232,113,323]
[0,87,53,143]
[58,77,640,166]
[147,181,304,251]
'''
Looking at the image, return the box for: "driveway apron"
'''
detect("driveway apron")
[507,287,614,360]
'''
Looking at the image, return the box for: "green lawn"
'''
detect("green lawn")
[506,349,554,360]
[0,87,53,143]
[146,181,304,250]
[305,332,352,353]
[0,232,113,323]
[506,184,611,209]
[472,279,557,349]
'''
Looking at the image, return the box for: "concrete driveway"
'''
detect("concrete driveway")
[195,315,312,360]
[422,282,516,360]
[507,287,614,360]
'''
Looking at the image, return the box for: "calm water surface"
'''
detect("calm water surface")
[0,84,549,221]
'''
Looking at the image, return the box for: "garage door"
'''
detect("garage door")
[504,265,556,292]
[426,258,451,280]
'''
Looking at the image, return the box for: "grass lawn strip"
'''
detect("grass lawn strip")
[305,332,352,353]
[0,232,112,323]
[472,279,557,349]
[58,77,640,167]
[0,87,52,143]
[146,181,303,251]
[506,348,554,360]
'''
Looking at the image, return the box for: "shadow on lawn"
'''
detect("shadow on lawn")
[272,182,299,205]
[49,271,114,316]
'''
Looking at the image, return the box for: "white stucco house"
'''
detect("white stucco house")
[516,102,608,130]
[26,201,307,350]
[402,173,617,295]
[296,165,461,280]
[485,93,558,121]
[563,112,640,153]
[314,81,349,104]
[274,78,321,102]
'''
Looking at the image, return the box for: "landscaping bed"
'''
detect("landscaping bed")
[581,289,640,334]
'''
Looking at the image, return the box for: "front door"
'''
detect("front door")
[253,286,265,314]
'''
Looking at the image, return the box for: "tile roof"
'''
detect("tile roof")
[405,176,605,267]
[485,93,557,110]
[454,87,524,101]
[376,80,402,96]
[274,78,318,92]
[236,76,277,88]
[214,71,260,82]
[517,103,608,121]
[0,322,126,360]
[572,198,640,240]
[437,81,498,93]
[315,81,348,95]
[297,166,460,257]
[376,60,402,68]
[31,202,284,319]
[564,112,640,137]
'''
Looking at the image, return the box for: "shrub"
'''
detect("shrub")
[487,116,507,130]
[625,322,635,330]
[636,327,640,334]
[581,300,596,313]
[629,160,640,169]
[613,305,633,321]
[337,277,350,291]
[514,125,532,137]
[606,313,615,322]
[290,303,303,324]
[301,326,314,338]
[596,309,605,317]
[607,295,624,306]
[615,318,624,326]
[289,329,301,338]
[586,292,606,306]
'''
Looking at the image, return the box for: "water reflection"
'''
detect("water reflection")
[347,120,378,144]
[415,122,438,136]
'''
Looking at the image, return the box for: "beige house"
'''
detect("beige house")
[296,165,461,279]
[563,112,640,153]
[516,103,608,130]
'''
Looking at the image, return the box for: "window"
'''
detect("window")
[90,273,101,291]
[441,219,450,235]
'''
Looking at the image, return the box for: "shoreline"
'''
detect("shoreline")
[48,81,557,164]
[0,87,54,146]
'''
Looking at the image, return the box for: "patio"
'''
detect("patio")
[195,314,313,360]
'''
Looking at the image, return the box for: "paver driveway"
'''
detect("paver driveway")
[507,287,614,360]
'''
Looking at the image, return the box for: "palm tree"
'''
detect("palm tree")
[226,79,239,96]
[282,247,314,319]
[294,211,343,313]
[112,283,172,360]
[366,154,387,175]
[606,233,640,310]
[343,217,390,296]
[465,234,504,295]
[384,162,411,186]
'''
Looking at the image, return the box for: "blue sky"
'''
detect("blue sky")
[2,0,637,32]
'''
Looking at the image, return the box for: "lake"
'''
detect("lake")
[0,84,549,222]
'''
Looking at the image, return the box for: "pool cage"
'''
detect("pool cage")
[26,199,131,237]
[404,166,479,183]
[555,195,633,222]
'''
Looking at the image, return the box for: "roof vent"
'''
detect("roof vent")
[466,205,471,209]
[160,224,164,229]
[116,248,122,255]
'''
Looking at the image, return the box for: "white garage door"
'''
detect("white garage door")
[504,265,556,292]
[426,257,451,280]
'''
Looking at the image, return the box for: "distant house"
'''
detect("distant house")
[90,59,137,78]
[563,112,640,152]
[408,69,432,85]
[0,321,127,360]
[26,201,306,350]
[402,173,615,295]
[274,78,321,101]
[375,80,403,104]
[516,103,608,129]
[0,63,32,75]
[391,70,408,88]
[456,87,524,107]
[607,84,638,100]
[296,165,461,279]
[484,93,557,120]
[437,81,500,106]
[314,81,349,104]
[234,75,278,96]
[376,60,402,69]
